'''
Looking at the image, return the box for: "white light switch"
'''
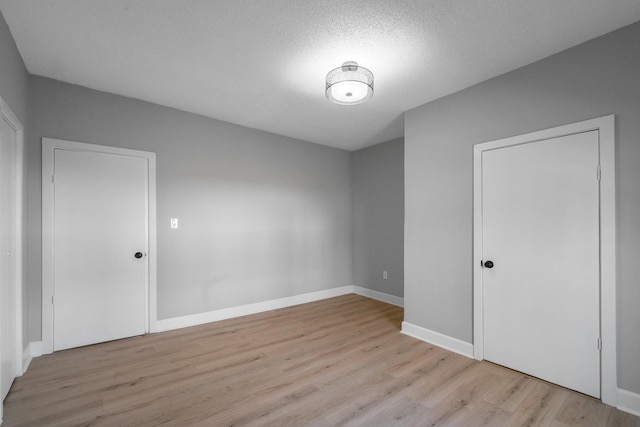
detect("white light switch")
[170,218,179,229]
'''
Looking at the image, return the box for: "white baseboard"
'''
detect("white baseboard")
[352,286,403,307]
[21,345,30,373]
[154,286,353,332]
[22,341,43,373]
[618,388,640,417]
[401,321,474,358]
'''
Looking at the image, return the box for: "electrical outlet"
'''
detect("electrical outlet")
[170,218,179,229]
[383,270,388,280]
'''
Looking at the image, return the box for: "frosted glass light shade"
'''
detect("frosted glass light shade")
[326,61,374,105]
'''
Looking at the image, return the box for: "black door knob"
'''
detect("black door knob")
[483,260,494,269]
[134,252,144,259]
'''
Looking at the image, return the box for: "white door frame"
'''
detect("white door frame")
[0,96,24,383]
[42,138,157,354]
[473,115,616,406]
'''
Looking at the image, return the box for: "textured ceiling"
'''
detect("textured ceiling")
[1,1,639,150]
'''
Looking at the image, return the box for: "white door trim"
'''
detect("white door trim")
[473,115,616,406]
[42,138,157,354]
[0,96,24,378]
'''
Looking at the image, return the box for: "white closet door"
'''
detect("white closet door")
[53,148,148,351]
[482,130,600,397]
[0,117,17,400]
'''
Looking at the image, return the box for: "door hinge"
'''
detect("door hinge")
[52,174,55,184]
[597,337,602,350]
[52,295,54,305]
[597,165,601,182]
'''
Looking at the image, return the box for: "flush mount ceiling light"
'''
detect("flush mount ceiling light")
[325,61,374,105]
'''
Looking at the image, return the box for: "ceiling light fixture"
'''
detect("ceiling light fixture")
[325,61,374,105]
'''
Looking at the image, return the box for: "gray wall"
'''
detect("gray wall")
[351,138,404,297]
[0,11,28,124]
[27,76,352,338]
[405,22,640,393]
[0,11,29,347]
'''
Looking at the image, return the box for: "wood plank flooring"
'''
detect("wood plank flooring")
[3,294,639,426]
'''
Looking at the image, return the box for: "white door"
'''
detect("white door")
[481,130,600,397]
[51,146,148,351]
[0,117,17,400]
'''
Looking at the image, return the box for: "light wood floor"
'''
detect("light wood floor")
[3,294,639,426]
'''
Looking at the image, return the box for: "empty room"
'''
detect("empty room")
[0,1,639,425]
